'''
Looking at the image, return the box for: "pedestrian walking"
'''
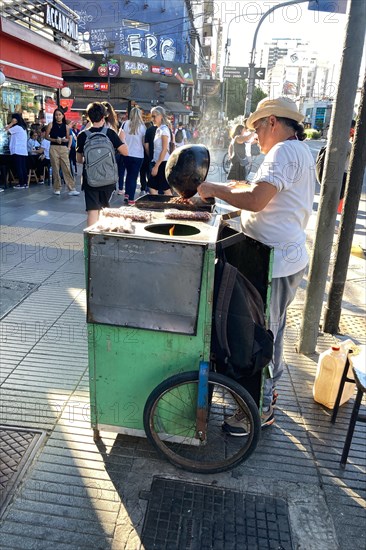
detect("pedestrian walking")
[4,113,28,189]
[117,107,146,205]
[46,108,79,196]
[76,102,128,226]
[147,106,172,196]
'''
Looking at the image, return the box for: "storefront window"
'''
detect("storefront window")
[0,80,56,153]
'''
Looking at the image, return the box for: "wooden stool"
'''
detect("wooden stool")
[339,346,366,467]
[27,168,38,185]
[7,168,17,186]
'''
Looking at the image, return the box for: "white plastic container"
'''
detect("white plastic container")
[313,342,355,409]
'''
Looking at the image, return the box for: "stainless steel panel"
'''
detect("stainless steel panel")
[87,234,205,334]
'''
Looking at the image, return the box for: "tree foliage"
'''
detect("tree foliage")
[224,81,267,119]
[251,87,267,113]
[225,79,247,120]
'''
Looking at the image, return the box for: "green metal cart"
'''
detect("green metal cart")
[85,210,272,473]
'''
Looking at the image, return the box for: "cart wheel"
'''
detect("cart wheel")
[222,152,230,174]
[143,371,261,474]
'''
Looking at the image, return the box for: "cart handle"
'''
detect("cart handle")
[216,230,245,253]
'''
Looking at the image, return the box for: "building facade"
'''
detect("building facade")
[0,0,90,152]
[60,0,205,123]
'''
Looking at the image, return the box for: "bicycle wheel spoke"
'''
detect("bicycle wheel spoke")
[144,372,261,474]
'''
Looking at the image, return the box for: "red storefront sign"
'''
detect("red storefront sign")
[151,66,173,76]
[59,98,74,111]
[83,82,109,91]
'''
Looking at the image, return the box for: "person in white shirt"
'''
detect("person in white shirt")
[4,113,28,189]
[198,97,315,430]
[118,107,146,205]
[40,126,51,184]
[174,122,187,148]
[27,130,46,182]
[147,106,172,196]
[40,126,51,160]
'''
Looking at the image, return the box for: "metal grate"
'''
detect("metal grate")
[141,477,293,550]
[0,426,46,517]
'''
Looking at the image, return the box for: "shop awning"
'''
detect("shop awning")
[0,17,91,88]
[133,102,153,112]
[165,102,192,114]
[71,99,128,112]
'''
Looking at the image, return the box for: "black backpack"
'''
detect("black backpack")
[315,145,326,183]
[211,258,274,379]
[175,128,184,143]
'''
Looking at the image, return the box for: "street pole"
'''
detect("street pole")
[322,71,366,333]
[244,0,309,116]
[299,0,366,353]
[221,16,236,120]
[103,41,115,103]
[107,63,111,102]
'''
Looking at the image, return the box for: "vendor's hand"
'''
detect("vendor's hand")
[57,137,62,144]
[151,164,158,177]
[197,181,216,201]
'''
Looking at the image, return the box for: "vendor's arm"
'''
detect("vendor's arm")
[197,180,277,212]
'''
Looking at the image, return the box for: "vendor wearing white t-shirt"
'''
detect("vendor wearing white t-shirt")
[148,106,172,195]
[198,97,315,430]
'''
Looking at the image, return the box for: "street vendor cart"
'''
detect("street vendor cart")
[84,194,273,474]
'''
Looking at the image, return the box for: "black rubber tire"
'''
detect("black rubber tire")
[143,371,261,474]
[222,152,230,174]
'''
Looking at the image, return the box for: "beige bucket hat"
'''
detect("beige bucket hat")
[247,97,304,130]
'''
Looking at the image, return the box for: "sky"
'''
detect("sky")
[216,0,353,68]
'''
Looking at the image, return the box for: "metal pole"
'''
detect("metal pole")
[244,0,309,116]
[221,17,235,119]
[323,71,366,333]
[107,62,111,102]
[220,40,229,118]
[299,0,366,353]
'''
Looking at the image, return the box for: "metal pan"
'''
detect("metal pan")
[165,144,210,198]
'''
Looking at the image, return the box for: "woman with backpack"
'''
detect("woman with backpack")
[148,106,172,196]
[117,107,146,205]
[227,124,252,182]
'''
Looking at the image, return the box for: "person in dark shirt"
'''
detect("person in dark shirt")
[140,121,157,193]
[46,108,78,195]
[76,102,128,226]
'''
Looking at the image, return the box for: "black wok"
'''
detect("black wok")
[165,144,210,199]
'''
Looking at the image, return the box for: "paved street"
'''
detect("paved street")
[0,148,365,549]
